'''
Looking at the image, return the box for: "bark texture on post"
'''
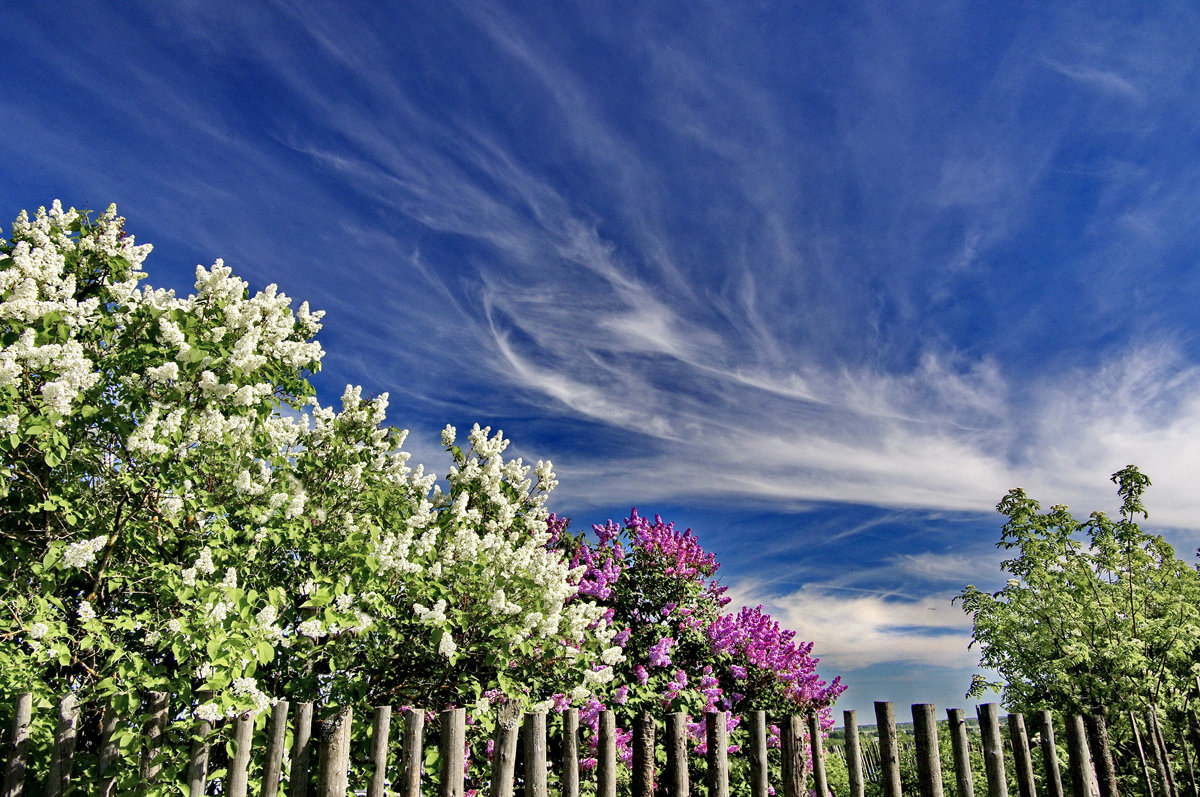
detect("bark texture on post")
[141,691,170,782]
[876,702,903,797]
[524,713,548,797]
[3,692,33,797]
[706,712,730,797]
[290,701,316,797]
[1084,712,1119,797]
[561,710,580,797]
[440,708,466,797]
[948,709,975,797]
[846,710,866,797]
[228,712,257,797]
[367,706,393,797]
[978,703,1009,797]
[261,700,291,797]
[1008,713,1037,797]
[810,711,830,797]
[187,705,214,797]
[489,703,521,797]
[632,712,655,797]
[1039,711,1064,797]
[597,711,617,797]
[97,704,119,797]
[315,706,353,797]
[561,709,579,797]
[781,715,807,797]
[747,711,768,797]
[399,708,426,797]
[1064,715,1093,797]
[912,704,944,797]
[46,693,79,797]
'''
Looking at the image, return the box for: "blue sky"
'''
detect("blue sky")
[5,1,1200,723]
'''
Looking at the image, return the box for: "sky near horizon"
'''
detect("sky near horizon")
[4,1,1200,722]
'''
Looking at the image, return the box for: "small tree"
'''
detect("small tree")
[959,466,1200,718]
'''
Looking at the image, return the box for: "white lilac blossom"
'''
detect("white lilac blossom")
[63,535,108,568]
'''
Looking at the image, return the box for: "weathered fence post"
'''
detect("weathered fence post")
[440,708,466,797]
[3,692,33,797]
[948,708,975,797]
[399,707,426,797]
[291,701,316,797]
[367,706,393,797]
[707,712,730,797]
[631,711,654,797]
[262,700,291,797]
[524,712,548,797]
[141,691,170,782]
[489,703,521,797]
[229,711,257,797]
[316,706,353,797]
[846,710,866,797]
[876,702,903,797]
[781,714,807,797]
[187,697,214,797]
[97,703,120,797]
[748,711,768,797]
[1039,710,1064,797]
[810,710,830,797]
[1083,711,1118,797]
[45,693,79,797]
[912,704,944,797]
[597,711,617,797]
[1009,713,1037,797]
[1064,715,1094,797]
[978,703,1008,797]
[562,708,579,797]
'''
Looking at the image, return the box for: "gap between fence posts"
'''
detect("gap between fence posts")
[876,702,903,797]
[948,708,975,797]
[912,704,944,797]
[845,710,866,797]
[978,703,1008,797]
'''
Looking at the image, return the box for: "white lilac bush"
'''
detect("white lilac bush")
[0,202,610,791]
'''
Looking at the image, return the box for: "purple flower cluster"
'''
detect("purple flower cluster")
[707,605,847,708]
[625,508,719,580]
[647,636,675,667]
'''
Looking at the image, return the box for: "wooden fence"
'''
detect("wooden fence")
[2,692,1194,797]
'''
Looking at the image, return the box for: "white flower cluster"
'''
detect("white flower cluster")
[62,535,107,569]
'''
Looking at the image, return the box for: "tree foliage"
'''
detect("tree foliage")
[959,466,1200,718]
